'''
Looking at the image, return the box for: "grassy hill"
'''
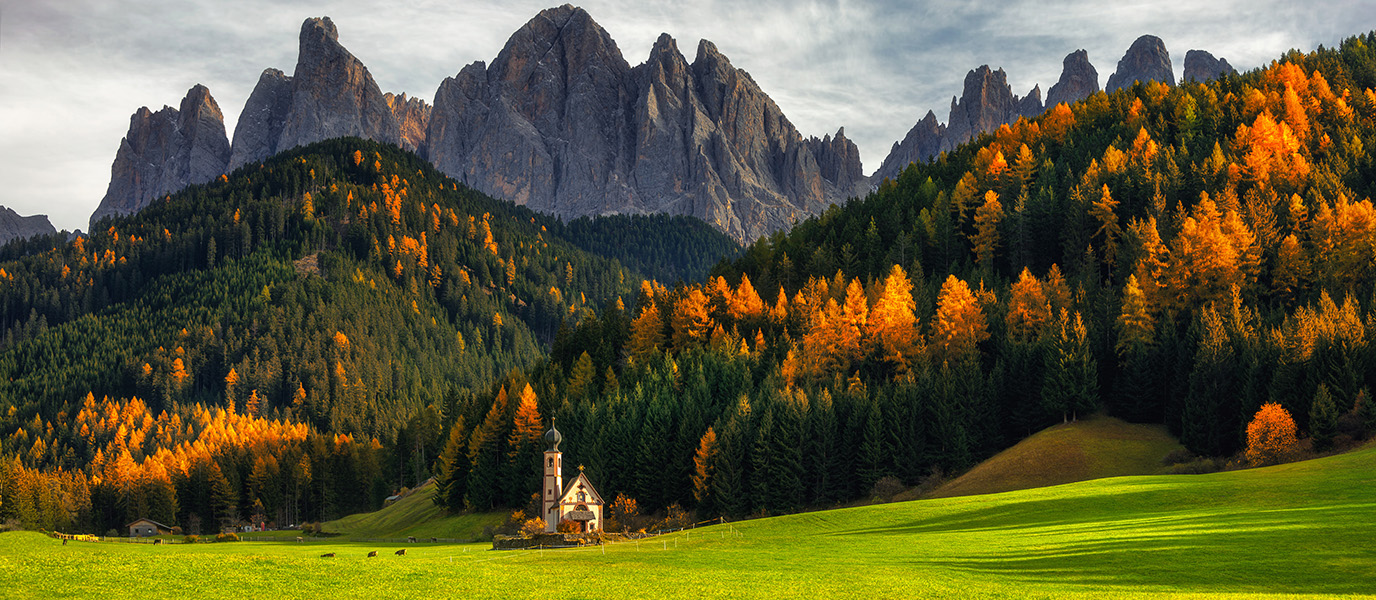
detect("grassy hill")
[5,444,1372,598]
[321,481,503,540]
[925,414,1186,499]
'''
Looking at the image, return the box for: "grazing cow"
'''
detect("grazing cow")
[395,549,407,556]
[296,536,304,543]
[62,539,68,546]
[153,539,163,545]
[430,537,437,543]
[321,552,335,558]
[367,550,378,558]
[407,536,416,543]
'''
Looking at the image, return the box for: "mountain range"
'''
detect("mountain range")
[84,4,1236,244]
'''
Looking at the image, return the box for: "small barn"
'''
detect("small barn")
[127,519,171,537]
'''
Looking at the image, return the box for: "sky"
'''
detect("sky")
[1,0,1372,232]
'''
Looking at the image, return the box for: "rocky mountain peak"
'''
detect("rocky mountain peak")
[228,68,293,170]
[1183,49,1236,82]
[1019,84,1044,118]
[276,16,400,153]
[943,65,1023,152]
[1106,34,1174,93]
[385,93,431,155]
[873,110,945,184]
[91,84,231,227]
[0,205,57,247]
[1046,49,1099,107]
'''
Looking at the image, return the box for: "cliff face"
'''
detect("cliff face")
[872,111,945,185]
[1106,35,1174,92]
[228,68,294,171]
[874,65,1040,183]
[1046,49,1099,107]
[276,17,400,153]
[91,85,231,227]
[426,6,862,243]
[0,206,57,246]
[1183,50,1236,82]
[385,93,431,155]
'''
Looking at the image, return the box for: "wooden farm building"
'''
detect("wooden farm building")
[127,519,171,537]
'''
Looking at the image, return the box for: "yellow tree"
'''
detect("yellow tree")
[1006,267,1050,342]
[972,190,1003,271]
[626,302,666,362]
[1165,194,1242,310]
[1116,274,1155,354]
[691,427,718,509]
[1089,184,1122,269]
[729,274,766,320]
[867,264,922,372]
[671,289,713,350]
[930,275,989,366]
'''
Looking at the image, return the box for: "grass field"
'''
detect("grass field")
[321,481,504,540]
[929,414,1186,499]
[3,445,1373,599]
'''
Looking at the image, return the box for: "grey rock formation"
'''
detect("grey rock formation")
[228,68,294,171]
[1106,35,1174,93]
[426,6,860,243]
[1045,49,1099,107]
[875,65,1044,182]
[228,17,407,170]
[807,128,866,195]
[276,17,400,154]
[385,93,431,155]
[1183,50,1235,82]
[1019,85,1044,119]
[0,205,56,246]
[942,66,1034,152]
[872,111,945,184]
[91,84,231,227]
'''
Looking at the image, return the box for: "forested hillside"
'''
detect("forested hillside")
[0,138,734,533]
[7,32,1376,538]
[428,33,1376,520]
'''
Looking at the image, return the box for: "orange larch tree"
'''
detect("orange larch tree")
[930,275,989,366]
[1245,402,1298,466]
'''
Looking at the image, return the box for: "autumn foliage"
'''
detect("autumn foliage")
[1246,403,1298,467]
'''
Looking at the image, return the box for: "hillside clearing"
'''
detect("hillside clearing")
[927,414,1186,499]
[322,481,503,540]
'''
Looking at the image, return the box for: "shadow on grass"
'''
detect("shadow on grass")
[898,502,1376,595]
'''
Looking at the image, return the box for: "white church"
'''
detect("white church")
[542,422,605,533]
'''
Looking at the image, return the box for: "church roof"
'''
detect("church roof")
[559,470,604,506]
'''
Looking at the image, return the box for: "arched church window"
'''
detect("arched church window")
[577,491,586,502]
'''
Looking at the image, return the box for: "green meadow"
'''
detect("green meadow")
[4,445,1374,599]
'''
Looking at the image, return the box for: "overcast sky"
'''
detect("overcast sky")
[1,0,1371,232]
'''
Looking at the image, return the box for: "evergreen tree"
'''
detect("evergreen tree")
[1310,384,1339,452]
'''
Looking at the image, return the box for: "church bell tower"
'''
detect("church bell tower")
[542,421,563,533]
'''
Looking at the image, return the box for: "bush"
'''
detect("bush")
[556,519,580,534]
[184,535,200,544]
[105,529,119,538]
[519,517,546,538]
[170,526,183,536]
[1161,449,1196,466]
[215,532,240,542]
[871,476,906,500]
[1168,457,1224,474]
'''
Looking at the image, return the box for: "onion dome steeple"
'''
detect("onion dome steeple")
[544,419,562,452]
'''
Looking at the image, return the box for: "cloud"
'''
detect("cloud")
[1,0,1372,231]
